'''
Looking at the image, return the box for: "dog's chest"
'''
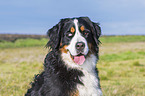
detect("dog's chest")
[77,70,102,96]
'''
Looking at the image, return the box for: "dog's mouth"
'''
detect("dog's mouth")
[69,52,86,65]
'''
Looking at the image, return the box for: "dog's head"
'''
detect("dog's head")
[47,17,101,66]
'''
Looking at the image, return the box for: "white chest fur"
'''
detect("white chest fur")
[77,70,102,96]
[77,55,102,96]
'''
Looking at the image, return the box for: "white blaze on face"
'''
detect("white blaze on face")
[66,19,89,56]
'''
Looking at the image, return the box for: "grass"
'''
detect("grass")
[0,35,145,96]
[100,35,145,43]
[100,51,145,62]
[0,47,46,96]
[0,38,48,48]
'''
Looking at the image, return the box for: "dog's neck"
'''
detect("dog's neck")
[81,54,97,73]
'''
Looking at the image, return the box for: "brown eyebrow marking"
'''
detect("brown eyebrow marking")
[70,27,75,33]
[80,26,85,31]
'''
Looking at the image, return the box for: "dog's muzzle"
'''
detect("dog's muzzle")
[71,42,86,65]
[75,42,85,54]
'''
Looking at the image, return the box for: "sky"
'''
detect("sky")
[0,0,145,35]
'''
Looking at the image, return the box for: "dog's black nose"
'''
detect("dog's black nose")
[76,42,85,52]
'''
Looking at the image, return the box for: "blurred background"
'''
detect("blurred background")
[0,0,145,35]
[0,0,145,96]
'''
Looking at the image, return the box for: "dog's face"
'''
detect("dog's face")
[47,17,101,66]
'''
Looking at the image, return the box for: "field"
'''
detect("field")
[0,35,145,96]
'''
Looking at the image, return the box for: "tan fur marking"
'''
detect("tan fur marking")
[60,45,74,61]
[70,90,79,96]
[71,27,75,33]
[80,26,85,32]
[60,45,68,53]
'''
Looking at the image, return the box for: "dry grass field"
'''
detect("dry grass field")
[99,42,145,96]
[0,36,145,96]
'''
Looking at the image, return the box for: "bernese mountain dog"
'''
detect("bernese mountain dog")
[25,17,102,96]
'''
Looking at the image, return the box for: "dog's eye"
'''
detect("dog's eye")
[66,32,73,37]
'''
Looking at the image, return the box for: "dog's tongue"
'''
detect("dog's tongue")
[74,56,85,65]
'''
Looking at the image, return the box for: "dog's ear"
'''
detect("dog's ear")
[46,20,62,50]
[92,22,101,45]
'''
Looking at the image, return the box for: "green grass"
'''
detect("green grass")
[0,38,48,48]
[100,35,145,43]
[100,51,145,62]
[0,35,145,96]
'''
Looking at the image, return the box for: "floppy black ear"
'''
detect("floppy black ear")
[92,22,101,45]
[46,21,62,50]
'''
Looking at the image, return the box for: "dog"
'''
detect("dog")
[25,17,102,96]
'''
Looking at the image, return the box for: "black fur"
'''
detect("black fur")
[25,17,101,96]
[25,51,84,96]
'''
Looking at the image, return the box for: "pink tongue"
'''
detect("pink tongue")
[74,56,85,65]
